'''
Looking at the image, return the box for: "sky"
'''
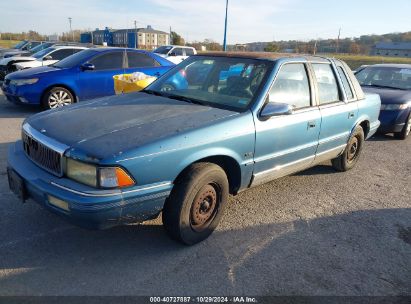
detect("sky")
[0,0,410,44]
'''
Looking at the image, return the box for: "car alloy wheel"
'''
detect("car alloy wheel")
[48,90,73,108]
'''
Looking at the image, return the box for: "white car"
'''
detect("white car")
[13,46,87,70]
[153,45,196,64]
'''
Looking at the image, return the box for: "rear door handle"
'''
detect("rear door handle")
[348,112,355,118]
[307,121,316,128]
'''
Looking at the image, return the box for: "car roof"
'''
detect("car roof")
[364,63,411,68]
[51,45,88,50]
[92,47,150,53]
[198,51,330,62]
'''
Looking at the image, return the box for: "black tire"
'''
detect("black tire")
[41,87,75,110]
[162,162,229,245]
[332,126,364,172]
[394,113,411,140]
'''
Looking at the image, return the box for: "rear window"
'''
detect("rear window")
[127,52,158,68]
[185,48,195,56]
[312,64,340,104]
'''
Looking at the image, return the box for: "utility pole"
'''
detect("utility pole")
[336,28,341,54]
[68,17,73,41]
[134,20,137,48]
[223,0,228,51]
[170,26,172,44]
[313,40,318,55]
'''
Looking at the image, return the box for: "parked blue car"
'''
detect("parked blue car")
[7,53,381,244]
[1,48,174,109]
[355,64,411,139]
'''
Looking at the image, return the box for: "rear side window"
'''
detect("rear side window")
[185,48,195,56]
[127,52,158,68]
[89,52,124,70]
[337,66,354,100]
[269,63,311,109]
[312,64,340,104]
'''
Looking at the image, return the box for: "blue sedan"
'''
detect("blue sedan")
[356,64,411,139]
[1,48,174,109]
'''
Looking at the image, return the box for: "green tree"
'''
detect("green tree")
[171,31,185,45]
[264,42,280,52]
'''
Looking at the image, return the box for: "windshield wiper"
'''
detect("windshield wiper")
[363,84,406,90]
[142,89,167,97]
[166,94,206,105]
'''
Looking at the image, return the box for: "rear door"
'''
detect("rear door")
[252,62,321,186]
[312,62,358,163]
[78,50,125,100]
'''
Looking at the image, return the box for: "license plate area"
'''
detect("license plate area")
[7,168,27,203]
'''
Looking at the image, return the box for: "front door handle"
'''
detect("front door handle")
[307,121,316,128]
[348,112,355,118]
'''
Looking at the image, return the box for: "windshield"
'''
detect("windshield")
[146,56,272,111]
[153,46,173,54]
[53,49,97,68]
[12,41,27,49]
[29,43,53,54]
[33,47,55,59]
[356,66,411,90]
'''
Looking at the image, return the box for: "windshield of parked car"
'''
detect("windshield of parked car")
[32,47,55,59]
[12,41,27,49]
[145,56,272,111]
[29,43,53,54]
[153,46,173,55]
[53,49,98,68]
[356,66,411,90]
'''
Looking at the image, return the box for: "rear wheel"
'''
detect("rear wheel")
[42,87,74,110]
[394,114,411,140]
[162,163,229,245]
[332,126,364,172]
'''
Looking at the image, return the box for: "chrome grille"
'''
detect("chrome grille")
[22,130,63,176]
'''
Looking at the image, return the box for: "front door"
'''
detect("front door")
[252,63,321,186]
[78,50,126,100]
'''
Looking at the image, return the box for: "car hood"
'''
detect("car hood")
[6,65,63,79]
[362,86,411,104]
[1,56,36,65]
[26,92,239,160]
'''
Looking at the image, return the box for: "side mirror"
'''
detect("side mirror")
[43,55,52,61]
[80,63,95,71]
[169,52,177,56]
[260,102,293,120]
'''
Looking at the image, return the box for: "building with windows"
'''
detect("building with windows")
[80,25,170,49]
[372,42,411,57]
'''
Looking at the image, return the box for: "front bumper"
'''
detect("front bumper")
[1,80,42,105]
[378,109,410,134]
[8,141,173,229]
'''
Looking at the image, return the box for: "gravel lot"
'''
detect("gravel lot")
[0,89,410,296]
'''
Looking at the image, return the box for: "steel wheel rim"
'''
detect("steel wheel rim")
[48,90,72,108]
[347,136,359,163]
[190,184,219,232]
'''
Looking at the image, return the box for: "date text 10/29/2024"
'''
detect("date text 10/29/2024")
[149,297,257,303]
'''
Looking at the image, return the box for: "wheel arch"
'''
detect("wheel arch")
[352,116,370,139]
[41,84,78,104]
[173,154,242,195]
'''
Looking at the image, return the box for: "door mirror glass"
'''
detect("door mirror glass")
[260,102,293,120]
[80,63,95,71]
[169,52,177,56]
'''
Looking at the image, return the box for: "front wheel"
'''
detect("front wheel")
[394,113,411,140]
[162,163,229,245]
[42,87,75,110]
[332,126,364,172]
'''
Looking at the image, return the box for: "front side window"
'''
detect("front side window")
[89,52,124,70]
[49,49,82,61]
[173,48,184,56]
[146,56,272,111]
[269,63,311,109]
[313,64,340,104]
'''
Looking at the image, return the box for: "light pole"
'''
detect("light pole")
[68,17,73,41]
[223,0,228,51]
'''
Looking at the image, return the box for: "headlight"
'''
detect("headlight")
[10,78,39,86]
[380,104,409,110]
[66,158,97,187]
[66,158,135,188]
